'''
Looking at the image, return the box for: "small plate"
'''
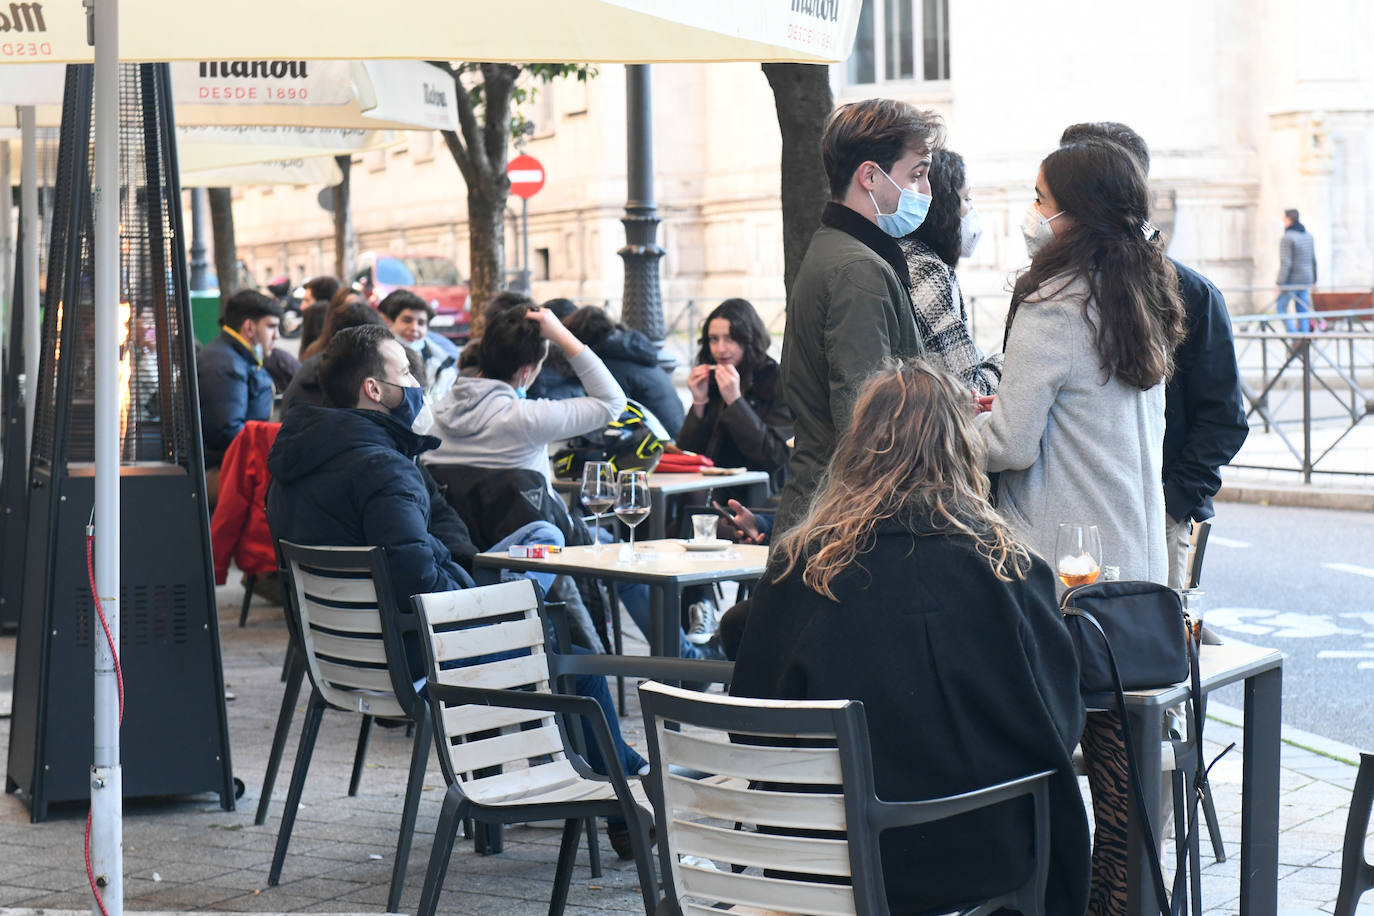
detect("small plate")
[682,538,732,552]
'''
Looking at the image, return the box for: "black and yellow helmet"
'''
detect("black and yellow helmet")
[553,399,667,479]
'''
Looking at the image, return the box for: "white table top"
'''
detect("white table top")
[474,538,769,584]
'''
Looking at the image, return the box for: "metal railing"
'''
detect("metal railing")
[1229,306,1374,483]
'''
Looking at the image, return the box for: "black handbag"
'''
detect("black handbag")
[1062,580,1203,916]
[1061,579,1188,693]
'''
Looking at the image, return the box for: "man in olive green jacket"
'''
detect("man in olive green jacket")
[776,99,944,533]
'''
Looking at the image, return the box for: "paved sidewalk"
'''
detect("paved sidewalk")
[0,581,1371,916]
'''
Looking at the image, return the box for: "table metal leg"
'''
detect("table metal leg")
[649,583,683,660]
[1240,667,1281,916]
[1125,705,1165,916]
[650,490,668,540]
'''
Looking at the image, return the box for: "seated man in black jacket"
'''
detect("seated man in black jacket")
[265,325,649,851]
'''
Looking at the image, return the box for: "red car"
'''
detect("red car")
[352,252,471,340]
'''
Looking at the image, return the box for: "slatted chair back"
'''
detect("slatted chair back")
[640,682,873,916]
[412,580,581,805]
[278,541,419,722]
[640,682,1055,916]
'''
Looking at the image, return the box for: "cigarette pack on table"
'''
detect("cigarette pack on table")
[507,544,561,558]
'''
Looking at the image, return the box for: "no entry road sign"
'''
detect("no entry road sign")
[507,154,545,199]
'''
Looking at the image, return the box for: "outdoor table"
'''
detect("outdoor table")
[473,539,769,658]
[552,469,772,540]
[1085,642,1283,916]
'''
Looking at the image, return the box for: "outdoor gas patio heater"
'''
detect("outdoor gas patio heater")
[5,63,234,821]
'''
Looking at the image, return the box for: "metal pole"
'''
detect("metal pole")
[618,64,667,363]
[188,188,209,291]
[521,197,531,294]
[20,107,38,468]
[91,0,124,911]
[0,140,9,366]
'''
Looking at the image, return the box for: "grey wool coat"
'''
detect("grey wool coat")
[976,274,1168,585]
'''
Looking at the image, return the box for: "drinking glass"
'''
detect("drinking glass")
[614,470,652,561]
[1055,524,1102,589]
[580,461,616,554]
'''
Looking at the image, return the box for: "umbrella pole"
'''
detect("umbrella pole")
[89,0,123,912]
[20,106,37,468]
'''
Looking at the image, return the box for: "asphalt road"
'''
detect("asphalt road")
[1200,500,1374,749]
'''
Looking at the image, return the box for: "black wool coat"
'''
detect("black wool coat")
[731,525,1090,916]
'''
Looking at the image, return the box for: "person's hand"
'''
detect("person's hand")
[527,306,582,356]
[974,394,995,414]
[714,499,765,544]
[714,363,742,404]
[687,364,712,408]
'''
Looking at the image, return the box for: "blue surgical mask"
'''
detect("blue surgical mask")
[514,386,527,399]
[869,167,932,238]
[379,380,425,429]
[252,343,264,363]
[406,337,426,353]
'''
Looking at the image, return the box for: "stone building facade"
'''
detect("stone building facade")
[224,0,1374,344]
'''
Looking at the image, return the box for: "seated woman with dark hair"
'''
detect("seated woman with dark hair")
[563,305,685,437]
[678,297,792,490]
[731,360,1089,916]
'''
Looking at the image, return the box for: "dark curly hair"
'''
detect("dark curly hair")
[909,148,966,269]
[695,299,770,377]
[476,303,547,383]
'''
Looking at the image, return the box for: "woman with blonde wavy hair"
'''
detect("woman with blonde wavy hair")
[731,359,1090,916]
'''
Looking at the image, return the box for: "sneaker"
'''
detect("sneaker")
[685,600,718,645]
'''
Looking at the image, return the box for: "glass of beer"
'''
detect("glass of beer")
[1056,524,1102,588]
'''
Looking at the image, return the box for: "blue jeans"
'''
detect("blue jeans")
[595,530,719,660]
[1277,288,1313,334]
[475,520,563,594]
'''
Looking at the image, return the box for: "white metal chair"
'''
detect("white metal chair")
[266,541,432,914]
[411,579,659,916]
[639,682,1055,916]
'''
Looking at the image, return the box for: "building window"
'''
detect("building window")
[534,247,550,282]
[845,0,949,87]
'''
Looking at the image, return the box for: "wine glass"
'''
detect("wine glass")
[613,470,652,562]
[1055,524,1102,589]
[580,461,616,554]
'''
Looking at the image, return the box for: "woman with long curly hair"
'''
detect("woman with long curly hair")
[979,138,1187,916]
[901,148,1003,394]
[731,360,1090,916]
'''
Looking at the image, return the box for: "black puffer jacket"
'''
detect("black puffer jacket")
[266,404,477,676]
[677,358,792,491]
[592,328,685,437]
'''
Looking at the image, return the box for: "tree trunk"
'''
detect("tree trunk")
[465,183,507,338]
[763,63,834,298]
[333,154,354,281]
[207,187,238,301]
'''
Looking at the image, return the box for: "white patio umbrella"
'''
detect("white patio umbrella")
[8,0,858,64]
[8,3,864,912]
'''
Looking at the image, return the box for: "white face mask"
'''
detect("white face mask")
[960,208,983,259]
[1021,203,1063,258]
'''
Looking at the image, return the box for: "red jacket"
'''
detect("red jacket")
[211,420,282,583]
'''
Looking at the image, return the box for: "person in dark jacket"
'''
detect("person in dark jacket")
[524,298,586,401]
[776,99,943,533]
[1276,208,1318,334]
[731,361,1089,916]
[266,324,650,841]
[1061,122,1249,588]
[198,289,282,471]
[281,301,388,415]
[563,305,685,436]
[679,298,792,490]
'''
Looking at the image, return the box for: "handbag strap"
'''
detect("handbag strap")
[1067,607,1176,916]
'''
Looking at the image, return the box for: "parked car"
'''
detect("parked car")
[352,252,471,340]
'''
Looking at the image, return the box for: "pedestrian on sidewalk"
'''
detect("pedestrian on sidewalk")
[1060,122,1249,589]
[1277,208,1318,334]
[775,98,943,534]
